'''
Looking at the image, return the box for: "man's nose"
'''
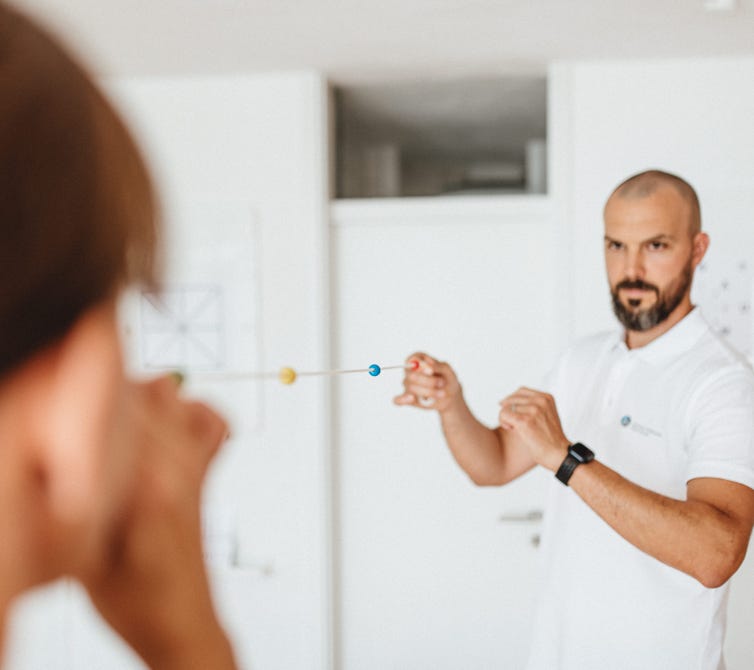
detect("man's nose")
[623,249,645,281]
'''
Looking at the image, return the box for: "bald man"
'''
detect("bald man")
[396,170,754,670]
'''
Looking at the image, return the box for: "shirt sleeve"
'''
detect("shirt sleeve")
[685,366,754,490]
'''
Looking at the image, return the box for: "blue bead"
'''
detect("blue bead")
[368,364,381,377]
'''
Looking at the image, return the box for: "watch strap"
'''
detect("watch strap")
[555,454,580,486]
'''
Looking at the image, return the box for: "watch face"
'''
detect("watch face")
[569,442,594,463]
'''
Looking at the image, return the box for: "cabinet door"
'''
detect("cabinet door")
[332,198,560,668]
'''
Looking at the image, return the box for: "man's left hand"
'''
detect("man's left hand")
[498,387,570,472]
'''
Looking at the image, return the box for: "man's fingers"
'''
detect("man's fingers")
[499,400,537,421]
[393,392,437,410]
[405,352,441,377]
[500,403,531,415]
[405,382,446,400]
[499,390,543,408]
[393,392,416,406]
[399,352,456,412]
[405,372,445,392]
[509,387,553,405]
[406,352,436,367]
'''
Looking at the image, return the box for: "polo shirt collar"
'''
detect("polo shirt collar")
[612,307,709,364]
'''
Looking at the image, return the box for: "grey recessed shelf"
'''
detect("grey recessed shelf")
[334,77,547,199]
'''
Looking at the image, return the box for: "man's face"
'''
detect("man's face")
[604,186,701,332]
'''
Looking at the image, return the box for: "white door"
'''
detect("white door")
[332,196,561,669]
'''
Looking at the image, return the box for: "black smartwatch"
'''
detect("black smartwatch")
[555,442,594,486]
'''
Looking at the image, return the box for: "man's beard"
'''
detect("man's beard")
[610,262,692,332]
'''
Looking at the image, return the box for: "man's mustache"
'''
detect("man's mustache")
[615,279,659,294]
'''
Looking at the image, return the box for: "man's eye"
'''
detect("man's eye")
[648,241,668,250]
[606,241,622,250]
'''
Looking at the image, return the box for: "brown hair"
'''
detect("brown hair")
[0,3,158,377]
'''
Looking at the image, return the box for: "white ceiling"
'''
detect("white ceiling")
[11,0,754,83]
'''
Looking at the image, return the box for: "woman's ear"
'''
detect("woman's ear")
[30,300,124,527]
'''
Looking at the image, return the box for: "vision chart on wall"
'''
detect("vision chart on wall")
[121,199,262,430]
[692,256,753,359]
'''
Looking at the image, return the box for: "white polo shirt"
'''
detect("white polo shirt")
[527,308,754,670]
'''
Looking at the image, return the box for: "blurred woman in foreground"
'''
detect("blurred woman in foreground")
[0,3,237,668]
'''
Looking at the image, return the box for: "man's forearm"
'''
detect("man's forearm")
[569,460,750,587]
[439,396,523,486]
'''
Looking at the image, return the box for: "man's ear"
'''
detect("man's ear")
[31,300,124,526]
[692,231,710,268]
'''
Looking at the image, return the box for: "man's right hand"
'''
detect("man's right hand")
[393,352,462,413]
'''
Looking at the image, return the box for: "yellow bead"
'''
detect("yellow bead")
[169,370,185,387]
[279,367,297,385]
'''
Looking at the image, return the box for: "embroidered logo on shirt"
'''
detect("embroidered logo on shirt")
[620,414,662,438]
